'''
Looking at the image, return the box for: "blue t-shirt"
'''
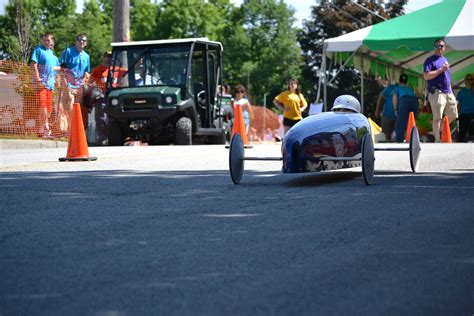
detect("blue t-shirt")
[381,84,397,118]
[392,85,416,99]
[30,45,59,90]
[457,87,474,114]
[60,46,90,89]
[423,54,452,93]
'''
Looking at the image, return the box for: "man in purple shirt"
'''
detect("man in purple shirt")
[423,39,458,142]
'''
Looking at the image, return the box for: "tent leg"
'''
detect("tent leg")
[361,57,364,115]
[322,49,327,112]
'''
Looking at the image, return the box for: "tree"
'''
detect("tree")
[298,0,406,116]
[130,0,158,41]
[76,0,113,67]
[14,0,33,63]
[223,0,301,107]
[0,0,43,62]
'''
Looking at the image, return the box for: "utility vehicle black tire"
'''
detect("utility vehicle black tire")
[108,120,124,146]
[175,117,192,145]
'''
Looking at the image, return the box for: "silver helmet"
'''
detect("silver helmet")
[331,95,361,113]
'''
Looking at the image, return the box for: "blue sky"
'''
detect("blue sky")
[0,0,441,26]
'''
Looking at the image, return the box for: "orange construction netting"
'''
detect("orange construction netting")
[0,60,76,140]
[0,60,283,144]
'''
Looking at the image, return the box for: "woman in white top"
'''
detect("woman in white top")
[234,84,254,133]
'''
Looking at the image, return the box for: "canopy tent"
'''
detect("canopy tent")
[321,0,474,113]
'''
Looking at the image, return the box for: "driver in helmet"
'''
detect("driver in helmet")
[331,95,361,113]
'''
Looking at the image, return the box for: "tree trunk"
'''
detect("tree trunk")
[112,0,130,43]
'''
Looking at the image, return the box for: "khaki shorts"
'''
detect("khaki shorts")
[428,90,458,121]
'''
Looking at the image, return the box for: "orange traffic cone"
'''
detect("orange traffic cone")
[231,103,252,148]
[405,111,416,143]
[59,103,97,161]
[441,116,452,143]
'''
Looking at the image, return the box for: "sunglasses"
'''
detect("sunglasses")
[435,44,445,49]
[77,38,87,43]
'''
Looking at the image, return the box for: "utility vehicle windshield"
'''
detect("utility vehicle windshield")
[107,45,190,89]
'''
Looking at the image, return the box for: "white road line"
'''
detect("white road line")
[393,185,474,189]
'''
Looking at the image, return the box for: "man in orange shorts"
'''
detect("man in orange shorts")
[31,32,60,137]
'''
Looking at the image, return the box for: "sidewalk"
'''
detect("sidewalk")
[0,138,68,150]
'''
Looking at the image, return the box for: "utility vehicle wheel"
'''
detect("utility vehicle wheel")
[175,117,192,145]
[108,120,124,146]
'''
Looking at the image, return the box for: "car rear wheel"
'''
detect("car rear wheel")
[175,117,192,145]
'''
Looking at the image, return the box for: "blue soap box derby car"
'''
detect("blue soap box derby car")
[229,95,421,185]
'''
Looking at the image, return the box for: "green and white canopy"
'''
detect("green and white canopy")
[323,0,473,95]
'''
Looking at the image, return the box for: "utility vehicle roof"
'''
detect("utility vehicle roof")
[111,38,223,50]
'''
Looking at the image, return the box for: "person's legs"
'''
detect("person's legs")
[60,88,75,132]
[81,105,89,130]
[444,93,458,123]
[458,113,469,142]
[38,88,53,136]
[429,91,446,143]
[381,116,395,141]
[395,103,409,142]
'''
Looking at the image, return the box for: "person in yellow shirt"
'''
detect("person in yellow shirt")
[273,78,308,134]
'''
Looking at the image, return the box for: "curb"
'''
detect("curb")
[0,139,68,150]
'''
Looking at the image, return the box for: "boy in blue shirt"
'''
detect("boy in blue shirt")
[392,74,419,143]
[30,32,60,137]
[59,33,90,130]
[375,81,397,141]
[457,74,474,142]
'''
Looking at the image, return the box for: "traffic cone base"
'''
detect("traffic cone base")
[405,111,416,143]
[441,116,452,143]
[59,102,97,162]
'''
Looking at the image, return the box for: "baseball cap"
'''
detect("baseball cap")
[103,51,112,57]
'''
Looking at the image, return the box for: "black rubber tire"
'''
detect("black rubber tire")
[409,126,421,172]
[212,131,227,145]
[108,120,124,146]
[175,117,192,145]
[361,133,375,185]
[229,133,245,184]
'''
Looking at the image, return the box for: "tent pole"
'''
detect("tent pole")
[360,57,364,115]
[322,48,327,112]
[327,50,358,85]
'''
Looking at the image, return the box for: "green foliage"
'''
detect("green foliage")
[299,0,407,116]
[0,0,409,116]
[130,0,158,41]
[223,0,301,107]
[76,0,112,67]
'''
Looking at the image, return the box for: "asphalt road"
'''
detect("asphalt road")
[1,142,473,315]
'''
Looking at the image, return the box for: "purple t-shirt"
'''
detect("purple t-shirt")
[423,55,451,93]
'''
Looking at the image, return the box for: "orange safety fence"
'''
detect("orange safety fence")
[0,60,90,140]
[1,60,285,144]
[248,105,283,143]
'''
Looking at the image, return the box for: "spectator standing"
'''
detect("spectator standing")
[89,51,112,91]
[234,84,253,134]
[375,80,397,141]
[273,78,308,135]
[423,39,457,142]
[392,74,419,143]
[30,32,60,137]
[59,33,90,129]
[456,73,474,142]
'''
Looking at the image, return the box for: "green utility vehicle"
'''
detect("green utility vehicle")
[105,38,226,145]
